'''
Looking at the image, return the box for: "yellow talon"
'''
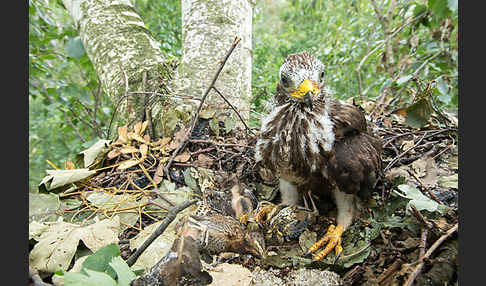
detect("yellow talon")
[239,213,249,225]
[308,224,345,261]
[254,205,277,224]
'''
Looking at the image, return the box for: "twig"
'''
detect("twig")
[384,131,428,172]
[128,91,201,101]
[403,223,457,286]
[355,11,427,98]
[407,169,443,204]
[59,108,86,143]
[211,86,255,135]
[383,128,455,147]
[409,205,432,229]
[29,266,53,286]
[377,258,402,284]
[190,146,216,156]
[147,199,170,211]
[189,139,254,149]
[163,37,242,180]
[390,51,442,106]
[126,199,198,266]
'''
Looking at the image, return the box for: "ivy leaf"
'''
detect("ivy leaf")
[64,269,117,286]
[81,243,121,280]
[108,256,137,286]
[395,184,449,214]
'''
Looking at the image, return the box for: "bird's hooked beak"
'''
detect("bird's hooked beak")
[289,79,319,111]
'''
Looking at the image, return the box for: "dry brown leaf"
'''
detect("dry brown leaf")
[153,138,171,147]
[120,146,139,154]
[173,128,187,143]
[166,140,180,152]
[64,161,75,170]
[197,154,214,168]
[143,134,151,142]
[411,157,428,178]
[140,121,149,135]
[153,161,164,184]
[174,153,191,162]
[393,107,407,117]
[117,159,141,170]
[107,148,122,159]
[422,157,438,187]
[401,140,415,151]
[133,121,143,136]
[139,144,148,159]
[118,126,128,143]
[130,133,147,144]
[383,117,393,128]
[361,100,375,114]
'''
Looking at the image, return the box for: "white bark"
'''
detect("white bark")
[62,0,178,136]
[173,0,254,122]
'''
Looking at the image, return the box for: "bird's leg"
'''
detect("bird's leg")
[307,191,319,216]
[253,179,298,225]
[307,188,354,262]
[280,178,300,205]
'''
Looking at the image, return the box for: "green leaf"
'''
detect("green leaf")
[108,256,137,286]
[82,243,121,280]
[395,184,449,214]
[413,3,428,18]
[436,77,451,104]
[404,98,433,128]
[64,269,117,286]
[429,0,452,23]
[438,174,458,189]
[66,36,86,60]
[224,117,236,134]
[183,167,200,192]
[341,241,371,268]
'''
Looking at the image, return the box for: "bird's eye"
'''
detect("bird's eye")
[281,75,290,87]
[320,71,325,80]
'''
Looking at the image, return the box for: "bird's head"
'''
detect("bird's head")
[243,231,266,259]
[278,51,326,111]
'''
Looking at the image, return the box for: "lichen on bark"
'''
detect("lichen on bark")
[172,0,254,124]
[63,0,176,137]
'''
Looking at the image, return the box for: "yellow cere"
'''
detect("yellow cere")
[290,79,320,100]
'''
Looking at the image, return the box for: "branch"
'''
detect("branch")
[211,86,255,135]
[126,199,198,266]
[163,37,242,179]
[59,108,86,143]
[29,266,53,286]
[403,223,457,286]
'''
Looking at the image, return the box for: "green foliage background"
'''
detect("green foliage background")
[29,0,457,191]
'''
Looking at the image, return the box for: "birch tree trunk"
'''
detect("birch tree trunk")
[174,0,254,123]
[62,0,181,137]
[62,0,254,137]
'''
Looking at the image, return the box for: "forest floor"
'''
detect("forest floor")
[29,98,458,286]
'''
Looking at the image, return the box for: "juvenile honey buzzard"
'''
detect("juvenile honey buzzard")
[255,51,382,261]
